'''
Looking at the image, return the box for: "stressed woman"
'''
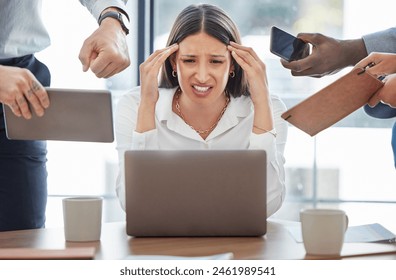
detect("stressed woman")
[115,4,288,217]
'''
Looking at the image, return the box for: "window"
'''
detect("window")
[153,0,396,213]
[37,0,396,227]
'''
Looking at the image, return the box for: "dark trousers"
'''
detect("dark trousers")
[0,55,50,231]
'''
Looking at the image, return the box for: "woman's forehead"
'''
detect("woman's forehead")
[178,33,229,56]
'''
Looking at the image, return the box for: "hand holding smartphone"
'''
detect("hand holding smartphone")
[270,26,309,62]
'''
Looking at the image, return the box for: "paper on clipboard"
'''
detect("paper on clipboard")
[281,67,384,136]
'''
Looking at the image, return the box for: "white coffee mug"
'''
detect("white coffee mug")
[300,208,348,256]
[63,196,103,242]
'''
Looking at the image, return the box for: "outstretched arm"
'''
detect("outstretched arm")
[78,1,130,78]
[281,33,367,77]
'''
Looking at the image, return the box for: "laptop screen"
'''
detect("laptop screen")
[125,149,267,237]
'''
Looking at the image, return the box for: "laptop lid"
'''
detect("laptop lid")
[3,87,114,142]
[125,150,267,237]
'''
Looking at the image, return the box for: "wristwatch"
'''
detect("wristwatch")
[98,11,129,35]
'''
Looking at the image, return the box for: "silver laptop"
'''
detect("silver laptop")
[125,150,267,237]
[3,87,114,142]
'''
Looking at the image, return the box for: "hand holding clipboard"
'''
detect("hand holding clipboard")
[281,65,385,136]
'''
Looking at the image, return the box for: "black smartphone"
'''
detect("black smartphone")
[270,26,308,62]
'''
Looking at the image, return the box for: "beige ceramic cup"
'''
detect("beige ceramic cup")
[300,208,348,256]
[63,196,103,242]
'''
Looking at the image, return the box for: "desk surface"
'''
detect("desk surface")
[1,220,396,260]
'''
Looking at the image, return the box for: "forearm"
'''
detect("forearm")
[252,95,275,135]
[135,101,156,133]
[339,38,368,67]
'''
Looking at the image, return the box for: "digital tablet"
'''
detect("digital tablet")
[3,87,114,142]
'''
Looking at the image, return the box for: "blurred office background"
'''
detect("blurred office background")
[37,0,396,227]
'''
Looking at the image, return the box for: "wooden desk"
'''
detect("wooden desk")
[0,220,395,260]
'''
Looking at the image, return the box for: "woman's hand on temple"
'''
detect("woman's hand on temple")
[227,42,269,105]
[227,42,274,134]
[139,44,179,105]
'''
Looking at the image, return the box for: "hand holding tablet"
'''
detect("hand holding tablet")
[3,87,114,142]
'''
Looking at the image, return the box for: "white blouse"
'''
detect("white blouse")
[115,87,288,217]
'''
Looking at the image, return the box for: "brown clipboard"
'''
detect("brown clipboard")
[281,67,384,136]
